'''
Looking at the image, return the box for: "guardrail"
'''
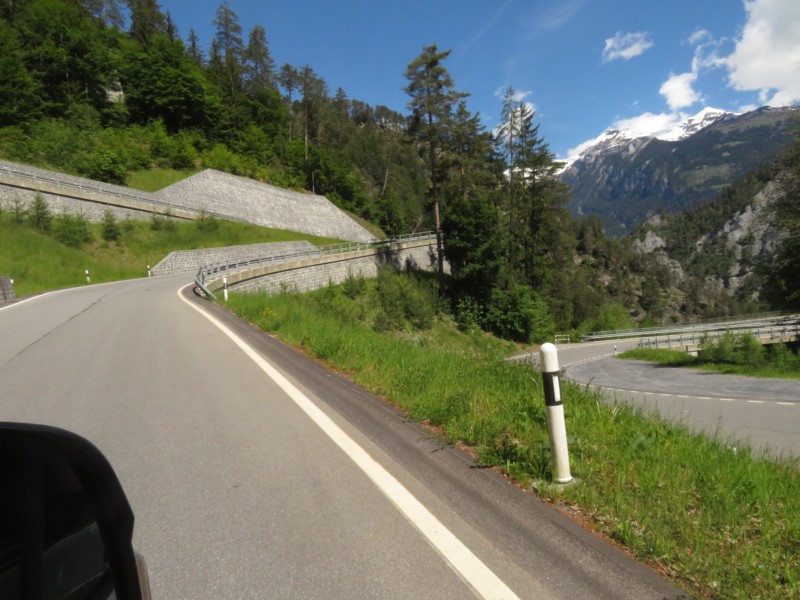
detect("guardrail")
[0,161,244,223]
[581,312,793,342]
[637,320,800,350]
[194,232,437,298]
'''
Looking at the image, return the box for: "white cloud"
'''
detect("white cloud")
[687,28,712,46]
[660,72,701,110]
[726,0,800,106]
[494,87,533,104]
[602,31,654,62]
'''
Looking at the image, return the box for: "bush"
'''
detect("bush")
[699,331,765,366]
[54,212,93,248]
[374,269,436,331]
[485,285,554,343]
[101,209,121,241]
[196,209,220,233]
[27,193,52,232]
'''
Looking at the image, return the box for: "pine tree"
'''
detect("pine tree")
[127,0,165,45]
[243,24,275,93]
[404,45,467,290]
[186,28,204,65]
[213,0,244,98]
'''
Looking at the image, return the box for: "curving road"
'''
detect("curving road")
[557,340,800,458]
[0,276,685,599]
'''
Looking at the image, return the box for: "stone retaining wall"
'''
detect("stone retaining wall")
[0,160,375,242]
[152,241,317,276]
[154,170,375,242]
[208,241,444,296]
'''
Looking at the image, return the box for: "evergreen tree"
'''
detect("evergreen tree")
[243,24,275,93]
[0,20,39,125]
[186,28,204,65]
[212,0,244,98]
[127,0,165,45]
[404,45,467,290]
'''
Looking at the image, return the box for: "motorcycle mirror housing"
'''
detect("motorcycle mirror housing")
[0,422,149,600]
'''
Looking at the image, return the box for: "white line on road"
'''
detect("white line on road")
[179,287,521,600]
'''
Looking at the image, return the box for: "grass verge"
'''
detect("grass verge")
[0,217,343,297]
[620,346,800,379]
[225,281,800,600]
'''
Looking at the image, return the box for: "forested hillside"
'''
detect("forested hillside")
[1,0,797,339]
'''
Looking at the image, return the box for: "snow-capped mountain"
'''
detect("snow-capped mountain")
[559,107,738,172]
[656,107,738,141]
[558,106,798,236]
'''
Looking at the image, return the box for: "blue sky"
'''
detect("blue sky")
[162,0,800,159]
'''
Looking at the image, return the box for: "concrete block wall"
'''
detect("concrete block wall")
[155,170,375,242]
[219,242,443,295]
[151,241,317,276]
[0,161,376,242]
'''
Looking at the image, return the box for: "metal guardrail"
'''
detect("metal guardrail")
[581,312,791,342]
[0,161,245,223]
[194,232,437,297]
[637,320,800,350]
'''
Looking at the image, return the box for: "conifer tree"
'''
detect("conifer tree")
[404,45,467,290]
[244,24,275,93]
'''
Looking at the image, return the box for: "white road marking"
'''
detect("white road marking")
[777,402,794,406]
[179,287,521,600]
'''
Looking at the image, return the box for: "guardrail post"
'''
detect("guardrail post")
[538,343,573,484]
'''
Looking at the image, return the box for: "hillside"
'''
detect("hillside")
[561,107,799,236]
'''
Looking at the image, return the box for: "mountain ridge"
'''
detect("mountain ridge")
[559,106,798,235]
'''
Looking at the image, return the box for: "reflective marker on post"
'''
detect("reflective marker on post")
[539,343,573,484]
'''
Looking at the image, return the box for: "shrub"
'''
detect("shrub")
[54,212,93,248]
[484,285,554,343]
[101,209,121,242]
[27,193,52,232]
[374,269,436,331]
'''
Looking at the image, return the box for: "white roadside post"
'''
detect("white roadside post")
[147,264,151,277]
[539,343,573,484]
[223,277,228,302]
[85,269,90,284]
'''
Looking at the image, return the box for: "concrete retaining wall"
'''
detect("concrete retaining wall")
[207,241,444,296]
[0,160,375,242]
[152,241,317,276]
[154,170,375,242]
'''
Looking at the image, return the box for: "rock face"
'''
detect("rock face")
[560,106,799,236]
[631,174,788,299]
[155,170,375,242]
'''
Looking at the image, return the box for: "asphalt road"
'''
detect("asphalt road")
[0,277,685,599]
[554,340,800,458]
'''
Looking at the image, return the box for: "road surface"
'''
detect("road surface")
[0,277,684,599]
[555,340,800,458]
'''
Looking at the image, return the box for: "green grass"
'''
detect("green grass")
[0,217,343,297]
[225,282,800,600]
[126,168,199,192]
[620,346,800,379]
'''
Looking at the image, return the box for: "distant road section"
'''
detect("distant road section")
[558,340,800,457]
